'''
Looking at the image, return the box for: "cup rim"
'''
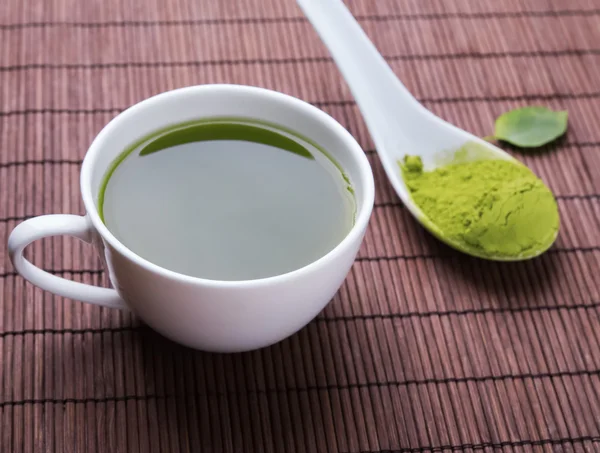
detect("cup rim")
[81,84,375,288]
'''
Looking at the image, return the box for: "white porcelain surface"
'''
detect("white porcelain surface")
[8,84,375,352]
[298,0,528,260]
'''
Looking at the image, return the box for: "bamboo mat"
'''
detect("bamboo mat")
[2,0,600,451]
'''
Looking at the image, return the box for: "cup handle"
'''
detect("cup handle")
[8,214,128,310]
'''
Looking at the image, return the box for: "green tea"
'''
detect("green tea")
[100,118,355,281]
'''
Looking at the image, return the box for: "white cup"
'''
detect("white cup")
[8,84,375,352]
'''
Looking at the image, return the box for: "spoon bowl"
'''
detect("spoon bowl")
[297,0,559,260]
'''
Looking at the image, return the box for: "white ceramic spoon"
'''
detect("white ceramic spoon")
[297,0,558,260]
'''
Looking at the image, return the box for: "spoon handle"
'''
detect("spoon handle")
[297,0,431,150]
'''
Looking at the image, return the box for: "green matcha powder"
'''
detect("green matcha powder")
[401,155,560,258]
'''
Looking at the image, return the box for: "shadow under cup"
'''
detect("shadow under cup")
[28,85,375,352]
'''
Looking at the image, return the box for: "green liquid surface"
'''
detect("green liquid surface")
[100,118,356,280]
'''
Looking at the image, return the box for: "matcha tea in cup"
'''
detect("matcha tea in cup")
[8,85,375,352]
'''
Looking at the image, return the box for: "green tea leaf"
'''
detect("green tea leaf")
[494,106,568,148]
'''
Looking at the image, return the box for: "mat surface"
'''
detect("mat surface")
[2,0,600,452]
